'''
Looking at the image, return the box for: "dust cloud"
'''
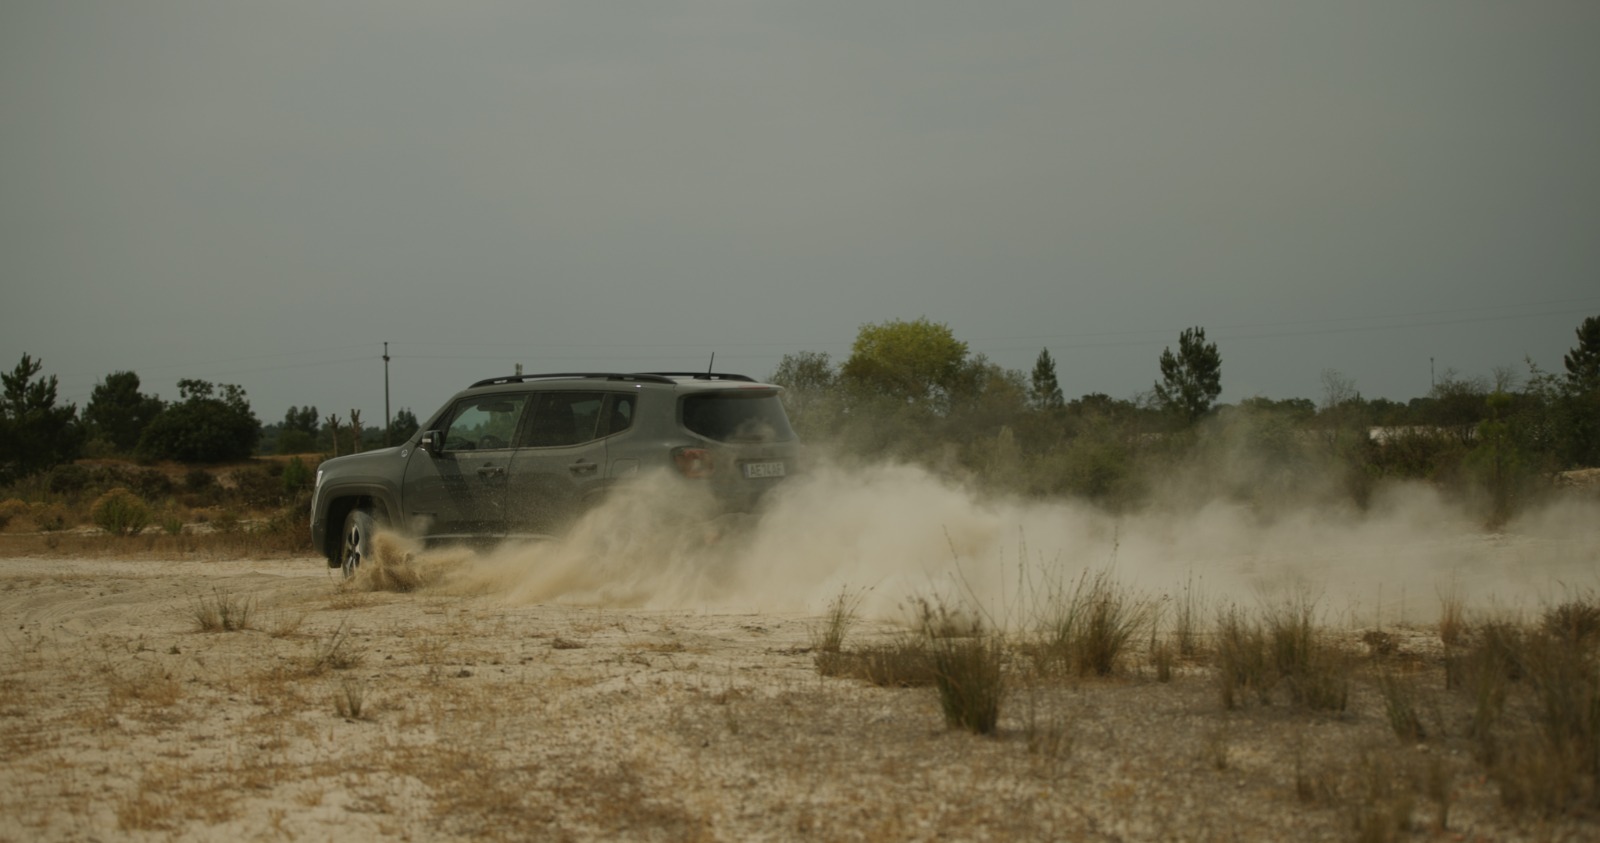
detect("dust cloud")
[356,460,1599,626]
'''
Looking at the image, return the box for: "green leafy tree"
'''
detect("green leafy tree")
[840,318,969,410]
[276,405,320,454]
[0,354,85,483]
[84,371,165,453]
[138,379,260,462]
[769,351,839,434]
[1564,314,1600,394]
[1153,326,1222,425]
[1029,348,1065,412]
[387,408,420,444]
[1419,372,1488,444]
[947,357,1029,434]
[771,351,836,395]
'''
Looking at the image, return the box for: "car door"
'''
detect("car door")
[401,393,528,539]
[504,391,620,536]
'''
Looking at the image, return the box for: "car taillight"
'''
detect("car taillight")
[673,447,714,478]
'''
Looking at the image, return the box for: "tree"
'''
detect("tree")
[276,405,320,454]
[84,371,165,453]
[840,318,969,409]
[0,354,85,483]
[1565,314,1600,394]
[1029,349,1065,412]
[138,379,260,462]
[387,408,419,444]
[1153,326,1222,425]
[770,351,836,395]
[769,351,838,432]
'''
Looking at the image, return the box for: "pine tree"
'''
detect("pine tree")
[1029,348,1065,412]
[1153,327,1222,425]
[1564,314,1600,394]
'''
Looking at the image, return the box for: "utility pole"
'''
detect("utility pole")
[383,342,392,446]
[1430,357,1435,391]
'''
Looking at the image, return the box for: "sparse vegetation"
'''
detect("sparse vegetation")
[306,622,364,674]
[192,589,254,632]
[91,487,151,537]
[9,553,1600,840]
[812,586,865,677]
[917,597,1005,735]
[1377,669,1427,743]
[333,676,369,719]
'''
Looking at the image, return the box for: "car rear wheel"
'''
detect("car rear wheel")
[338,508,378,579]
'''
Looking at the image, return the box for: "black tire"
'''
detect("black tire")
[337,508,378,579]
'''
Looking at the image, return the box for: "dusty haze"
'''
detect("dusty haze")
[357,458,1600,628]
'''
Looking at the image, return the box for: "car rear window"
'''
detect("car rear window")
[680,392,796,443]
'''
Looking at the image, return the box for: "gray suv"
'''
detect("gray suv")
[310,372,799,575]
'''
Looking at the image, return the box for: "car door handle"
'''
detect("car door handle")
[476,466,505,479]
[569,460,598,476]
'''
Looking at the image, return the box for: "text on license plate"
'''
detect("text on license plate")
[743,461,786,479]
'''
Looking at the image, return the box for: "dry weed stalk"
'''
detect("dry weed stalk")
[192,589,254,633]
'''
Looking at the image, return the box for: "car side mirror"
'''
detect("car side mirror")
[420,430,445,455]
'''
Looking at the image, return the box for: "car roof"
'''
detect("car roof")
[465,372,780,391]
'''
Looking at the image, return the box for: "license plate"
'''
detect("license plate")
[742,461,786,479]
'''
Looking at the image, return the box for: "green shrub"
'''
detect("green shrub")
[184,468,215,493]
[45,463,92,496]
[157,507,185,535]
[282,456,313,493]
[92,488,150,537]
[230,466,281,507]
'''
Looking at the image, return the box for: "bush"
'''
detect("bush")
[0,497,27,530]
[92,488,150,537]
[136,381,258,463]
[45,463,92,496]
[122,466,173,500]
[230,465,282,507]
[29,502,68,531]
[282,456,312,493]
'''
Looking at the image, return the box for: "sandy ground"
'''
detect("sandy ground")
[2,536,1597,842]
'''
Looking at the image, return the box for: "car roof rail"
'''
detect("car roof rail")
[468,372,678,388]
[640,372,758,382]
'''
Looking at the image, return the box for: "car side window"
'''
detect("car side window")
[524,392,605,448]
[442,395,527,451]
[605,394,635,436]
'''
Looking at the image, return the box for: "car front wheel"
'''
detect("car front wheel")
[337,508,378,579]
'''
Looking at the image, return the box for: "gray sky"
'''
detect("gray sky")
[4,2,1598,429]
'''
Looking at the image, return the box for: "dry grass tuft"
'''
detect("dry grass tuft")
[192,588,254,632]
[1376,669,1426,743]
[1542,592,1600,646]
[1215,597,1351,712]
[306,622,364,674]
[1216,605,1272,709]
[333,676,370,719]
[1033,567,1151,678]
[917,597,1005,735]
[1265,595,1350,712]
[811,585,865,677]
[1437,580,1469,647]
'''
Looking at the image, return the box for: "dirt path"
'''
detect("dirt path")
[0,552,1593,841]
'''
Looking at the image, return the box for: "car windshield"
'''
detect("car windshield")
[680,392,795,443]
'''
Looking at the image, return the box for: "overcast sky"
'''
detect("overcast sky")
[4,2,1598,429]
